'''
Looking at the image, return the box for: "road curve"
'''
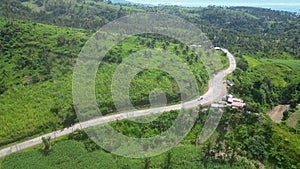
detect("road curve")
[0,48,236,158]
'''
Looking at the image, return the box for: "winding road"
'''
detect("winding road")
[0,48,236,158]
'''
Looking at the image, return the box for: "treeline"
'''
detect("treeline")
[1,1,299,59]
[160,6,300,59]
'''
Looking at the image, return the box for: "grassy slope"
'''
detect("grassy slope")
[1,140,250,169]
[287,110,300,128]
[0,18,89,146]
[1,109,256,169]
[233,56,300,168]
[0,17,213,147]
[235,56,300,103]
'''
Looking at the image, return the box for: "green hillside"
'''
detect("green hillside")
[1,0,300,60]
[230,56,300,112]
[0,1,299,169]
[0,17,211,146]
[2,107,299,169]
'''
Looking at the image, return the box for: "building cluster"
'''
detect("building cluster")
[223,94,246,109]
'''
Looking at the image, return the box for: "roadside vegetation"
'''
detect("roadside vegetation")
[229,56,300,113]
[0,17,210,147]
[0,0,299,168]
[2,107,299,169]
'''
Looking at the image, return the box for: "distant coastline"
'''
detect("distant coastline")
[259,6,300,13]
[119,0,300,14]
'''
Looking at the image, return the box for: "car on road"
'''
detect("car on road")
[198,96,204,101]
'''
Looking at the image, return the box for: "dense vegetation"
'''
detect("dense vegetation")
[229,56,300,112]
[0,17,212,146]
[1,0,300,60]
[2,108,299,169]
[161,6,300,59]
[0,0,299,168]
[0,18,89,146]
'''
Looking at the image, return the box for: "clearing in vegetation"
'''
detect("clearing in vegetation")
[267,105,290,123]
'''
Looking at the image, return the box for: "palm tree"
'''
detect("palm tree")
[42,136,51,150]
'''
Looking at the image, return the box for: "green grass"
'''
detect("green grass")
[1,108,288,169]
[2,107,300,168]
[0,18,213,147]
[0,18,89,147]
[230,54,300,113]
[260,59,300,72]
[1,140,248,169]
[0,77,73,146]
[287,110,300,128]
[217,51,230,69]
[243,56,300,72]
[241,56,300,87]
[22,1,42,12]
[1,130,253,169]
[243,55,261,67]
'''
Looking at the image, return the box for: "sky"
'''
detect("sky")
[127,0,300,13]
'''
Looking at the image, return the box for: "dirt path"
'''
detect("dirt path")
[267,105,290,123]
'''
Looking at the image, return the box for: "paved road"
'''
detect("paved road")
[0,48,236,158]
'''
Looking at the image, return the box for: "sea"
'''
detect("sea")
[125,0,300,14]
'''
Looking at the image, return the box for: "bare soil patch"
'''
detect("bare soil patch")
[267,105,290,123]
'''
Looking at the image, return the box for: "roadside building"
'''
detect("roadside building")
[231,101,246,109]
[225,94,246,109]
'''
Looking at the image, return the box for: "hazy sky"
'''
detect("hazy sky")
[127,0,300,7]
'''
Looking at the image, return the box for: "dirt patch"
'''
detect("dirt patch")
[267,105,290,123]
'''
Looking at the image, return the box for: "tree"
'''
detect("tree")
[41,136,51,150]
[246,135,266,161]
[144,158,151,169]
[57,36,66,47]
[237,57,248,71]
[202,140,212,161]
[282,110,289,121]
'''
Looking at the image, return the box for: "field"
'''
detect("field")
[0,18,88,146]
[0,18,222,147]
[3,106,299,169]
[287,110,300,128]
[1,140,252,169]
[1,109,259,169]
[260,59,300,72]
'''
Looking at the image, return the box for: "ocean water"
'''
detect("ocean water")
[127,0,300,13]
[260,6,300,13]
